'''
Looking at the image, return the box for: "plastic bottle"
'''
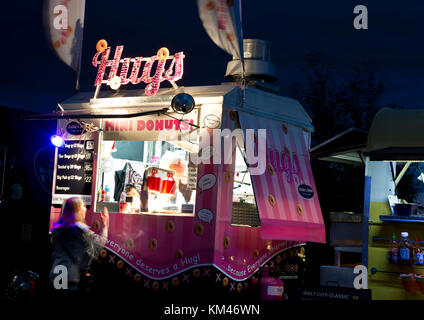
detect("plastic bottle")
[414,239,424,266]
[104,186,110,202]
[147,169,161,192]
[101,189,107,202]
[388,232,398,264]
[399,232,414,265]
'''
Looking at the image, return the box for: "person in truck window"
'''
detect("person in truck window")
[121,184,148,213]
[49,197,109,297]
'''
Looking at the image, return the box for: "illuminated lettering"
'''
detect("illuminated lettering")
[92,46,184,96]
[165,120,173,130]
[155,120,164,131]
[105,121,114,131]
[146,120,154,131]
[137,120,145,131]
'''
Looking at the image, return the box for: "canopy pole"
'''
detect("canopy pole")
[74,0,86,94]
[93,85,101,99]
[395,161,411,185]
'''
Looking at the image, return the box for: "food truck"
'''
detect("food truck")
[312,108,424,300]
[364,109,424,300]
[37,40,326,297]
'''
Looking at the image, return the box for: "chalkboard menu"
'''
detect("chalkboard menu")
[52,140,95,205]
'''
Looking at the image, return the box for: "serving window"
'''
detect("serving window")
[97,137,199,216]
[231,138,261,227]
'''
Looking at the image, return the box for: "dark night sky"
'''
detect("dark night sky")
[0,1,423,113]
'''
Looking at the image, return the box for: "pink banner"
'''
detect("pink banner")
[238,112,326,243]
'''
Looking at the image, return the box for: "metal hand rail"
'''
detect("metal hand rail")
[372,236,424,244]
[370,268,402,275]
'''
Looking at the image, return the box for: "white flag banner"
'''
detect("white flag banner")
[43,0,86,72]
[198,0,244,65]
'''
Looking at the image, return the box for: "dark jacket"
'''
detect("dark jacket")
[49,223,99,290]
[114,162,144,201]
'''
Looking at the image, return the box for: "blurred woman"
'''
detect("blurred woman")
[49,197,109,294]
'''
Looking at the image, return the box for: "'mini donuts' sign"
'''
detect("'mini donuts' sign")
[92,40,184,96]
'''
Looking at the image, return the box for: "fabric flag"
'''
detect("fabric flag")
[198,0,245,72]
[43,0,86,72]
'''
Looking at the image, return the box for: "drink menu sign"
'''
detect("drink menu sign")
[52,140,95,205]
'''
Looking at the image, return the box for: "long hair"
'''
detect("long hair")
[52,197,83,230]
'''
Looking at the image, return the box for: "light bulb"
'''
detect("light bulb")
[51,135,65,147]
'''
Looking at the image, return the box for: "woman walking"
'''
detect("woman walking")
[49,197,109,298]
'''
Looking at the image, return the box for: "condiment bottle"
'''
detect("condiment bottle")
[399,232,414,265]
[147,168,161,192]
[414,238,424,266]
[160,173,176,194]
[389,232,398,264]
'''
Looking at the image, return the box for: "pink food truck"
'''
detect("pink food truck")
[38,40,326,299]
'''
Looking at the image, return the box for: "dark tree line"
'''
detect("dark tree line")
[290,51,396,147]
[288,51,411,215]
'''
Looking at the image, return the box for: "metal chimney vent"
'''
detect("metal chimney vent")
[225,39,277,82]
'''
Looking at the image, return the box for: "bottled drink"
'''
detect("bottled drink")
[414,239,424,266]
[399,232,414,265]
[388,232,398,264]
[104,186,111,202]
[147,169,161,192]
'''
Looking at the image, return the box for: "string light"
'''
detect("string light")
[107,45,124,82]
[119,57,131,85]
[109,76,121,90]
[93,47,111,87]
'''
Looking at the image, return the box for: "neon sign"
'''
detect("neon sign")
[92,40,184,96]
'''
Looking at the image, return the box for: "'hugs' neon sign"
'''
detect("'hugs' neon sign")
[92,40,184,96]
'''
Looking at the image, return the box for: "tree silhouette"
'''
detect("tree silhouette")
[291,51,390,147]
[288,51,408,215]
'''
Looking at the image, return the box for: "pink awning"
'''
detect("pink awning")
[239,112,326,243]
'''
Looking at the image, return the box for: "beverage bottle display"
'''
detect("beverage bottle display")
[398,232,414,265]
[414,239,424,266]
[388,232,398,264]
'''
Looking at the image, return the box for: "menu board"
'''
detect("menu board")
[52,140,95,205]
